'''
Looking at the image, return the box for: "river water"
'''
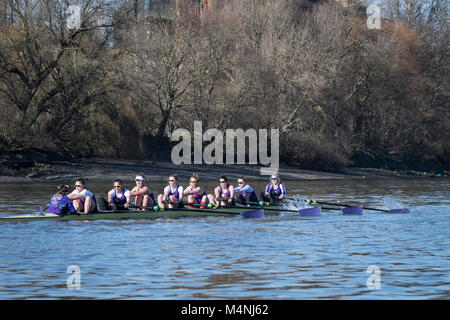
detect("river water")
[0,178,448,299]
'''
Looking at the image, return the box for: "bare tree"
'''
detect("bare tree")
[0,0,126,151]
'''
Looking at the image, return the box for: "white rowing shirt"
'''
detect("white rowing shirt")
[70,188,94,198]
[164,185,184,197]
[108,188,131,198]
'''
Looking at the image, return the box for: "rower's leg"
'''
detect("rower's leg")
[247,193,259,206]
[142,194,151,210]
[134,196,144,211]
[207,194,217,206]
[84,196,95,214]
[73,199,82,213]
[200,195,207,208]
[168,195,178,208]
[261,192,272,204]
[107,194,114,206]
[235,194,247,206]
[187,195,195,204]
[157,194,165,208]
[270,191,279,204]
[148,194,156,206]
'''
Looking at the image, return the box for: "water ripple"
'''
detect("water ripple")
[0,179,449,299]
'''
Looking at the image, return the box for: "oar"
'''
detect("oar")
[286,198,363,215]
[234,201,323,216]
[301,199,363,215]
[303,199,410,214]
[241,209,264,219]
[188,202,322,217]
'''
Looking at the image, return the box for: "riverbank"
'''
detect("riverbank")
[0,158,446,183]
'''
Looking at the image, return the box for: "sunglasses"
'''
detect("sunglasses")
[219,180,226,183]
[237,181,244,184]
[271,177,278,180]
[75,185,83,187]
[168,179,176,182]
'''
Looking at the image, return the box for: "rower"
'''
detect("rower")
[130,175,156,210]
[68,178,98,214]
[262,173,286,204]
[234,176,259,206]
[157,175,184,209]
[184,173,208,208]
[47,185,78,216]
[207,175,235,207]
[107,179,131,210]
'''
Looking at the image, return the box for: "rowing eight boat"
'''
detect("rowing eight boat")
[0,202,379,222]
[0,205,297,222]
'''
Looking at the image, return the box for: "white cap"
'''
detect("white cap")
[135,175,144,181]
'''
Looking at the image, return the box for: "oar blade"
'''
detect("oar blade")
[388,208,410,214]
[342,206,363,215]
[299,207,322,217]
[242,209,264,219]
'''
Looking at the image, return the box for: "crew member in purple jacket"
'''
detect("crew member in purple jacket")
[234,176,259,205]
[157,175,184,209]
[47,185,78,216]
[262,173,286,204]
[107,179,131,210]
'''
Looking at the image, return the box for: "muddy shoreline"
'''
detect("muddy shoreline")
[1,158,446,183]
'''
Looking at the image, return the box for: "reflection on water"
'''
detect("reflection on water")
[0,178,449,299]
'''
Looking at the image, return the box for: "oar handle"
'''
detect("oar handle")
[188,203,218,209]
[361,207,389,212]
[237,201,311,213]
[304,199,390,212]
[130,205,160,211]
[237,200,271,207]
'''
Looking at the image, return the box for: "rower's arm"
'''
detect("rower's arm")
[130,187,138,196]
[107,190,114,203]
[66,197,77,214]
[235,185,252,193]
[68,192,83,200]
[281,183,286,197]
[132,186,148,196]
[265,183,271,194]
[214,187,221,198]
[177,187,184,201]
[229,186,235,199]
